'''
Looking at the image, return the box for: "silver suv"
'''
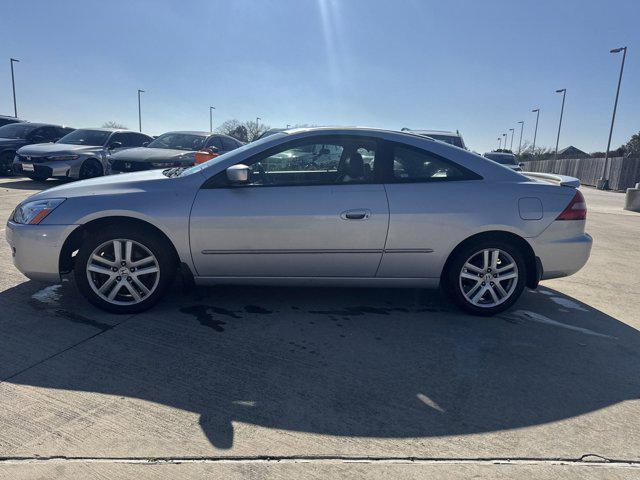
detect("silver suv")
[14,128,153,181]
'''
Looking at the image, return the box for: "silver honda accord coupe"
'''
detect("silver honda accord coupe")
[6,127,592,315]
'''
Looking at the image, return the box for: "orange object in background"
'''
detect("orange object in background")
[194,150,219,165]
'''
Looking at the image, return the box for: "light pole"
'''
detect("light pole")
[497,137,502,150]
[209,106,215,133]
[531,108,540,155]
[598,46,628,190]
[137,89,145,132]
[509,128,515,151]
[554,89,566,159]
[517,121,524,155]
[502,133,507,151]
[10,58,19,118]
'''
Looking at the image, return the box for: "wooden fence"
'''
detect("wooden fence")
[520,156,640,191]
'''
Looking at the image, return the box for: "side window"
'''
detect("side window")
[109,132,124,146]
[120,132,149,147]
[221,137,237,150]
[206,136,224,150]
[236,137,377,187]
[29,127,56,142]
[391,145,474,182]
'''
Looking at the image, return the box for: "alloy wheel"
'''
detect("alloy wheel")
[86,238,160,306]
[459,248,518,308]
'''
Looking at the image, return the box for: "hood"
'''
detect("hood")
[29,170,170,200]
[0,137,28,149]
[110,147,194,163]
[17,143,102,155]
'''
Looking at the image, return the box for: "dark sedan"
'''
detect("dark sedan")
[108,131,243,174]
[0,115,25,128]
[0,122,74,175]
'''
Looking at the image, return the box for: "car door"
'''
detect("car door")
[189,135,389,278]
[376,141,483,278]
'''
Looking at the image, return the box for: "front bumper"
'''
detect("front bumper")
[5,221,79,282]
[13,159,77,178]
[528,222,593,280]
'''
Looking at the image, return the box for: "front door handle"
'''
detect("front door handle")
[340,209,371,220]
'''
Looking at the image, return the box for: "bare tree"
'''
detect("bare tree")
[102,121,128,129]
[217,119,270,142]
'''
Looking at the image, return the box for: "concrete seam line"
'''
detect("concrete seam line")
[0,313,138,384]
[0,457,639,468]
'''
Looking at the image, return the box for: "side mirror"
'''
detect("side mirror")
[142,141,149,147]
[109,141,123,150]
[226,164,250,183]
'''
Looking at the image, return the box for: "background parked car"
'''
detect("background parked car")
[13,128,153,181]
[108,131,243,173]
[0,122,73,175]
[400,128,467,149]
[0,115,25,128]
[484,151,523,171]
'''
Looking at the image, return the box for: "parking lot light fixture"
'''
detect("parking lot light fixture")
[497,137,502,149]
[598,46,627,190]
[209,106,215,133]
[531,108,540,155]
[509,128,515,151]
[517,121,524,154]
[554,89,567,160]
[137,89,145,132]
[502,133,507,150]
[10,58,19,118]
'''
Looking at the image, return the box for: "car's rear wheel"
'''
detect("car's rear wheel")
[444,239,526,316]
[74,225,176,313]
[79,158,103,179]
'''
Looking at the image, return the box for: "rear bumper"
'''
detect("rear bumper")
[5,221,79,282]
[529,222,592,280]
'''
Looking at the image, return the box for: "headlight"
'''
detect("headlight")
[48,155,80,161]
[12,198,66,225]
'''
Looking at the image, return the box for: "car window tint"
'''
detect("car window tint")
[207,136,224,149]
[238,137,378,187]
[391,145,468,182]
[120,132,149,147]
[221,137,237,150]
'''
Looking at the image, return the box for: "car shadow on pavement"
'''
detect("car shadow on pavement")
[1,279,639,450]
[0,177,69,191]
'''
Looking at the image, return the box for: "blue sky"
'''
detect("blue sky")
[2,0,638,153]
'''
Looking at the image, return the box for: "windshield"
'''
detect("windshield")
[179,133,287,177]
[148,133,206,151]
[57,129,110,146]
[0,123,38,139]
[485,153,517,165]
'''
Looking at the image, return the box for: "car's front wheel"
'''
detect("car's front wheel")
[444,239,526,316]
[74,225,176,313]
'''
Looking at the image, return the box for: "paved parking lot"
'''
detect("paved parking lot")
[0,176,639,479]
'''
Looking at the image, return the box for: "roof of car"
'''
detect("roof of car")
[402,129,460,137]
[282,126,440,142]
[1,122,69,128]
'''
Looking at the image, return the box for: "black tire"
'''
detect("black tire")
[79,158,103,179]
[74,224,177,314]
[443,239,527,316]
[0,151,15,176]
[26,173,49,181]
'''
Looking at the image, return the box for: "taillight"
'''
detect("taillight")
[556,189,587,220]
